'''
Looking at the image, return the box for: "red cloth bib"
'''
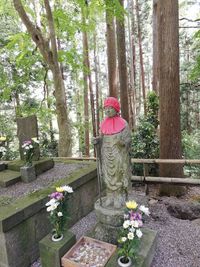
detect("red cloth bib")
[100,116,126,135]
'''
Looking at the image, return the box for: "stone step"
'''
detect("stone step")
[0,169,21,187]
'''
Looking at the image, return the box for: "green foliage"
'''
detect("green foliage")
[40,132,58,158]
[131,91,159,175]
[190,30,200,81]
[182,130,200,177]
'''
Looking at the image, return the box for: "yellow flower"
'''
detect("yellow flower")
[0,136,6,141]
[126,200,138,210]
[56,187,64,192]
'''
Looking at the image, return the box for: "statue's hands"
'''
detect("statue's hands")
[92,136,101,145]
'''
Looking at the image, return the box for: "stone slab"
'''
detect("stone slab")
[39,231,76,267]
[0,170,21,187]
[7,158,54,175]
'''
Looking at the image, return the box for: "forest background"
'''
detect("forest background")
[0,0,200,196]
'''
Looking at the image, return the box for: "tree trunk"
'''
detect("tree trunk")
[94,33,100,136]
[116,0,130,123]
[152,0,159,94]
[105,0,118,98]
[13,0,72,156]
[127,0,136,129]
[82,29,90,157]
[157,0,185,196]
[135,0,146,114]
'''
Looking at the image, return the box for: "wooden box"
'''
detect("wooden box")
[61,236,117,267]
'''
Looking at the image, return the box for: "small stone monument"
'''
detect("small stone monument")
[17,115,40,160]
[17,115,40,182]
[94,97,131,244]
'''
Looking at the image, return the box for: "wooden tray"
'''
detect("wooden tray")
[61,236,117,267]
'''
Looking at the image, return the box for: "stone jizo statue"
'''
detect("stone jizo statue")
[95,97,131,209]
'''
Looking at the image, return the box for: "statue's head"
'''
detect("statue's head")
[104,97,120,118]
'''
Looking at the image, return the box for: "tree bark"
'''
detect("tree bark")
[82,29,90,157]
[152,0,159,94]
[13,0,72,156]
[127,0,136,129]
[94,33,100,136]
[157,0,185,196]
[116,0,130,123]
[135,0,146,114]
[105,0,118,98]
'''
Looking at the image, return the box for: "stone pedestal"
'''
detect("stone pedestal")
[20,166,36,183]
[94,197,124,244]
[106,228,157,267]
[39,231,76,267]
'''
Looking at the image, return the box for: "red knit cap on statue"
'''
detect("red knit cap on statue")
[104,97,120,113]
[100,97,126,135]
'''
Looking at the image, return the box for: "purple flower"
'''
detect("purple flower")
[49,192,64,200]
[23,140,32,145]
[130,211,142,221]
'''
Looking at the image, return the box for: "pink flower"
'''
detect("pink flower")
[49,192,64,200]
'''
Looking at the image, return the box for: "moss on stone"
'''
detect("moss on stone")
[0,196,13,206]
[7,158,52,171]
[0,163,97,224]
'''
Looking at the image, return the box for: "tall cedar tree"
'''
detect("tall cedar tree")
[13,0,72,156]
[157,0,185,196]
[152,0,159,94]
[82,12,90,157]
[116,0,130,123]
[105,0,118,98]
[135,0,146,114]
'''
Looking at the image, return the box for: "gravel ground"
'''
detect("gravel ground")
[5,163,199,267]
[0,162,89,201]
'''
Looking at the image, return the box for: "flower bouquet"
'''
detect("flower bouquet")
[46,185,73,241]
[118,200,150,266]
[22,137,39,166]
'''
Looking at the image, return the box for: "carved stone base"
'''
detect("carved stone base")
[94,197,124,244]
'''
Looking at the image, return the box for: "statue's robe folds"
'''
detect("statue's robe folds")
[101,121,131,201]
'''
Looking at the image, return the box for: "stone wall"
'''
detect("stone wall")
[0,164,98,267]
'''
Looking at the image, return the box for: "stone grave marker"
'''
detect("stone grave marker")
[17,115,40,160]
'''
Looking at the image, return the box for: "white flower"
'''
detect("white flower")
[62,185,73,193]
[130,227,135,233]
[29,145,33,149]
[57,212,63,217]
[127,232,134,240]
[124,214,129,219]
[121,237,127,242]
[139,205,150,216]
[25,146,30,150]
[130,220,139,228]
[32,137,39,143]
[46,198,57,206]
[46,203,59,212]
[123,220,130,229]
[136,229,143,239]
